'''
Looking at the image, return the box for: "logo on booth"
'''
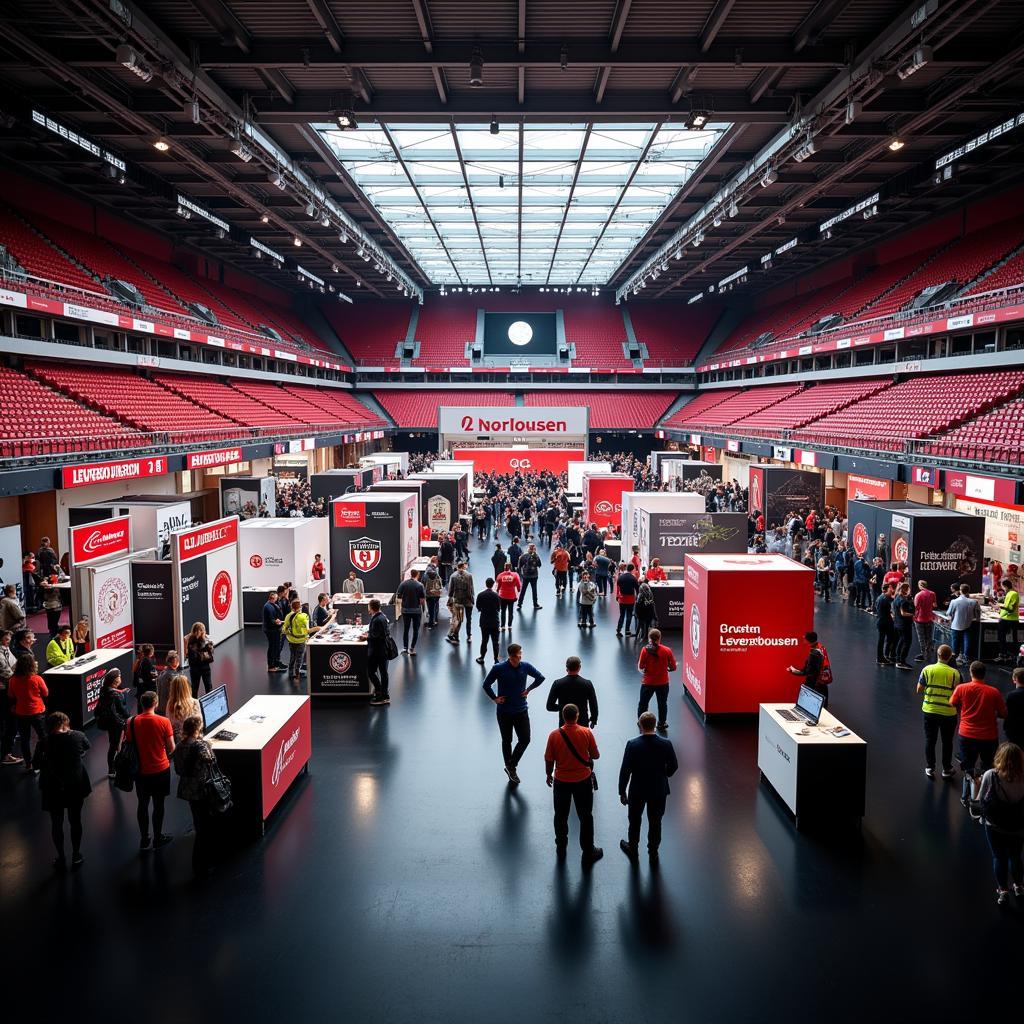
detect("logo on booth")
[893,536,909,565]
[407,507,414,529]
[97,576,129,625]
[509,458,532,470]
[750,473,762,514]
[689,604,701,658]
[249,554,264,568]
[271,727,301,787]
[349,536,382,572]
[334,503,366,529]
[329,651,352,674]
[211,570,233,620]
[594,500,614,515]
[852,522,868,557]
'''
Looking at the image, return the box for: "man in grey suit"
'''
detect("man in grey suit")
[618,711,678,863]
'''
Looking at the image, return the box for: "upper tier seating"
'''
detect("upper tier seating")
[795,371,1024,450]
[0,364,143,457]
[726,379,890,434]
[660,389,741,429]
[0,208,105,295]
[280,385,382,425]
[154,374,294,429]
[374,390,514,428]
[561,301,630,368]
[628,302,720,365]
[197,280,325,352]
[322,301,414,365]
[715,286,846,355]
[667,384,805,427]
[522,390,674,429]
[231,381,339,426]
[963,246,1024,297]
[928,393,1024,465]
[413,299,477,366]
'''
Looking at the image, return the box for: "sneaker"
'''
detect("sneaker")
[997,889,1009,906]
[107,772,116,780]
[942,767,956,778]
[914,656,925,662]
[475,656,485,664]
[2,754,23,765]
[154,834,173,848]
[925,767,935,779]
[582,847,604,864]
[445,636,459,645]
[619,839,638,860]
[657,723,668,733]
[649,849,660,865]
[139,836,152,851]
[504,765,520,785]
[534,605,542,610]
[896,663,912,671]
[616,631,623,637]
[71,853,84,868]
[876,661,889,666]
[275,664,288,671]
[625,630,634,636]
[401,648,408,654]
[369,697,385,706]
[410,649,417,657]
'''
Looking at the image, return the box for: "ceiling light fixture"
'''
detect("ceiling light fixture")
[293,237,302,246]
[334,109,358,130]
[260,213,270,224]
[761,166,778,187]
[888,136,905,151]
[685,109,709,130]
[152,135,170,152]
[116,44,153,83]
[469,47,484,87]
[896,44,932,81]
[229,137,253,162]
[270,171,286,190]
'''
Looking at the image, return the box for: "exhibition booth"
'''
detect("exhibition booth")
[361,452,408,476]
[568,460,612,494]
[621,491,705,551]
[848,500,985,603]
[408,472,468,534]
[453,448,583,477]
[310,468,375,505]
[306,623,372,697]
[329,492,418,595]
[238,518,330,623]
[44,647,134,729]
[69,496,192,557]
[219,475,276,518]
[637,509,746,575]
[747,466,824,525]
[651,454,722,486]
[682,553,815,717]
[582,473,635,529]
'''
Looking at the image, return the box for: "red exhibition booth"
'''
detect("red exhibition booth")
[682,553,815,716]
[453,447,584,475]
[582,472,635,529]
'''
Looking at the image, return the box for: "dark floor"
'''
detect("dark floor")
[2,540,1020,1022]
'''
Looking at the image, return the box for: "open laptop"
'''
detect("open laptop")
[776,685,825,726]
[199,684,230,732]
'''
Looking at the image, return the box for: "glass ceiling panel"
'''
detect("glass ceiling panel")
[315,119,730,285]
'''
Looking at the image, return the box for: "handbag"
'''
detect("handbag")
[559,726,598,791]
[204,759,234,815]
[384,633,400,661]
[113,717,139,793]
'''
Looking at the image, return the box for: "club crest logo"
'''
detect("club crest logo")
[893,536,909,565]
[98,575,129,625]
[852,522,868,557]
[211,570,233,620]
[689,603,701,658]
[329,651,352,674]
[349,536,382,572]
[594,500,614,515]
[249,554,263,568]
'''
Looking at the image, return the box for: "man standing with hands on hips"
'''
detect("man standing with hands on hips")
[482,643,545,785]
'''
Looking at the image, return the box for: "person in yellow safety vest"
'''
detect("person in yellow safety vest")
[916,644,960,779]
[45,625,76,668]
[282,599,310,686]
[996,580,1019,664]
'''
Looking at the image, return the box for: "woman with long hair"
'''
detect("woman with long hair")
[132,643,157,711]
[172,714,219,876]
[979,742,1024,905]
[185,622,214,697]
[93,668,129,778]
[8,652,48,772]
[166,674,200,745]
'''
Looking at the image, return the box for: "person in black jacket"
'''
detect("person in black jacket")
[94,668,129,778]
[475,578,502,665]
[365,598,392,706]
[618,712,678,862]
[546,656,599,728]
[517,545,543,611]
[262,590,285,672]
[438,536,456,584]
[35,711,91,870]
[490,544,507,578]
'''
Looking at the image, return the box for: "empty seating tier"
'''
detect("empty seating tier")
[522,390,674,429]
[374,390,514,428]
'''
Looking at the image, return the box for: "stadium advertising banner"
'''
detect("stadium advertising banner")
[748,466,825,525]
[171,516,243,654]
[955,497,1024,565]
[438,407,588,438]
[453,447,584,476]
[329,493,417,594]
[847,473,892,501]
[682,554,815,715]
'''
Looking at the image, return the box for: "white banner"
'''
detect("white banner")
[438,406,588,436]
[90,557,134,650]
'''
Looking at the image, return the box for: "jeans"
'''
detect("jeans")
[816,572,831,601]
[426,596,440,626]
[998,620,1019,659]
[480,626,500,661]
[402,613,421,650]
[617,604,634,634]
[500,598,516,627]
[627,794,666,852]
[986,826,1024,891]
[287,641,306,682]
[45,607,62,635]
[553,777,595,852]
[638,684,668,726]
[635,614,654,642]
[367,650,389,700]
[106,725,124,773]
[914,621,935,663]
[448,603,468,639]
[959,735,998,775]
[951,628,970,663]
[497,710,530,767]
[440,563,453,585]
[189,663,212,697]
[876,625,895,662]
[893,625,913,664]
[136,770,170,840]
[554,570,568,592]
[579,604,595,627]
[15,713,44,765]
[923,713,956,771]
[49,800,84,860]
[518,578,539,607]
[264,628,282,668]
[595,575,609,596]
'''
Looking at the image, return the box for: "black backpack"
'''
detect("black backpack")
[982,776,1024,833]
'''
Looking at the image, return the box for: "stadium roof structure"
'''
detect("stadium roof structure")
[0,0,1022,301]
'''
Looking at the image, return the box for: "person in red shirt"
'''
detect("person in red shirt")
[629,546,642,574]
[8,653,47,773]
[544,703,602,863]
[310,553,326,581]
[420,524,432,542]
[883,563,904,588]
[645,559,667,582]
[637,629,678,732]
[495,563,522,630]
[550,545,570,596]
[913,579,937,664]
[130,690,175,851]
[950,661,1007,776]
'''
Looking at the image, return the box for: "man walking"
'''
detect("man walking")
[482,643,545,785]
[546,656,598,728]
[951,661,1006,778]
[913,579,937,664]
[396,568,426,655]
[475,578,502,665]
[495,563,521,630]
[517,544,543,610]
[446,562,476,645]
[615,563,639,637]
[544,704,603,864]
[618,711,678,863]
[593,548,612,597]
[438,533,455,585]
[917,644,959,778]
[551,544,570,597]
[637,628,677,731]
[874,583,897,665]
[423,561,444,628]
[365,598,392,706]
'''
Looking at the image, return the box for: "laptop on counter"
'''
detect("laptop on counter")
[776,685,825,726]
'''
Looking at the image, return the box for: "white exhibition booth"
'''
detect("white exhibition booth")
[67,497,193,556]
[361,452,408,476]
[620,492,705,551]
[239,518,330,621]
[568,460,612,494]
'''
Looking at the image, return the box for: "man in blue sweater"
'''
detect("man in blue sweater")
[482,643,546,785]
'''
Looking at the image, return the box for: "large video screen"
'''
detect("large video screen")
[483,312,558,356]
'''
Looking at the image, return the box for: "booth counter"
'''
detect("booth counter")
[44,648,134,729]
[208,695,311,834]
[241,580,327,625]
[758,704,866,828]
[306,623,375,697]
[332,592,397,623]
[933,605,1003,661]
[647,580,687,630]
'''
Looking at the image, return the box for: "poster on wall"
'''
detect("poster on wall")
[847,474,892,501]
[955,498,1024,565]
[748,466,824,524]
[639,511,746,570]
[131,561,176,652]
[89,557,134,650]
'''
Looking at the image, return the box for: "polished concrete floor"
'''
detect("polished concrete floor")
[2,542,1019,1022]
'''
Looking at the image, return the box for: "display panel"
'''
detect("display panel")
[483,312,558,356]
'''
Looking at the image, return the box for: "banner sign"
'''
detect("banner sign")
[70,515,131,566]
[130,561,176,651]
[187,447,243,470]
[260,701,313,819]
[453,447,585,476]
[176,518,239,561]
[61,456,168,489]
[847,474,892,501]
[91,559,134,650]
[438,407,588,436]
[942,470,1018,505]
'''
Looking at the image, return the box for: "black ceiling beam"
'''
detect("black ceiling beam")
[305,0,345,53]
[595,0,631,104]
[187,0,252,52]
[259,69,295,105]
[409,0,449,104]
[700,0,738,52]
[793,0,852,52]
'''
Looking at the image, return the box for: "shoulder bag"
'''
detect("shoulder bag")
[113,717,140,792]
[204,755,234,815]
[558,726,598,791]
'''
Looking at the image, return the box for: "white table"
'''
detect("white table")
[757,704,866,828]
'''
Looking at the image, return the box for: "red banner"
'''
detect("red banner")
[260,700,312,820]
[582,473,635,528]
[61,456,168,489]
[942,470,1018,505]
[175,517,239,561]
[847,473,892,501]
[70,516,132,566]
[187,447,243,470]
[452,448,584,475]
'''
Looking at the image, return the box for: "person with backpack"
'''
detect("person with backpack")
[94,668,129,778]
[173,714,221,877]
[976,742,1024,905]
[516,544,543,611]
[614,564,639,637]
[916,645,960,779]
[634,579,656,642]
[423,561,444,628]
[637,629,677,732]
[788,631,832,707]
